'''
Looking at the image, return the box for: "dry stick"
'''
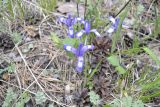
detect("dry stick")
[76,1,79,17]
[84,0,87,19]
[14,68,22,91]
[147,0,155,14]
[115,0,132,17]
[15,44,66,106]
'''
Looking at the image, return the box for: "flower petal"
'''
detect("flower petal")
[68,27,74,38]
[90,29,101,37]
[106,26,115,33]
[76,17,85,24]
[76,56,84,72]
[122,23,129,29]
[109,16,116,24]
[66,15,72,27]
[81,45,94,54]
[64,44,77,55]
[84,21,90,34]
[76,30,85,38]
[114,18,120,30]
[72,17,78,25]
[59,17,67,24]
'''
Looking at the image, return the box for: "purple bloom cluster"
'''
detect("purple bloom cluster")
[59,14,84,38]
[59,14,125,72]
[59,14,99,72]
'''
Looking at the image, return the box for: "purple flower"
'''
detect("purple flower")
[76,21,101,38]
[106,16,129,33]
[59,14,85,38]
[106,16,120,33]
[59,14,77,27]
[68,27,74,38]
[64,43,94,72]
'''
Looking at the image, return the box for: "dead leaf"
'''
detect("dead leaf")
[23,26,39,38]
[2,73,9,80]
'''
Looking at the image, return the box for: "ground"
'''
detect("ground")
[0,0,160,107]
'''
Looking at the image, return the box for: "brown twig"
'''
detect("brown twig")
[76,1,79,17]
[84,0,87,19]
[115,0,132,17]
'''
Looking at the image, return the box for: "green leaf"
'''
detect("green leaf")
[132,100,144,107]
[88,60,102,81]
[143,47,160,64]
[103,104,112,107]
[62,37,77,46]
[0,69,6,75]
[16,0,24,19]
[111,98,121,107]
[107,55,120,66]
[7,64,15,73]
[110,96,144,107]
[16,92,30,107]
[154,15,160,37]
[142,76,160,91]
[11,32,22,44]
[137,4,144,15]
[35,91,47,105]
[121,96,132,107]
[38,0,57,13]
[2,88,17,107]
[121,47,143,55]
[133,36,140,48]
[140,90,160,102]
[51,32,62,47]
[88,91,100,105]
[86,81,94,90]
[115,66,126,74]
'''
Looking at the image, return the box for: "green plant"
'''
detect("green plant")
[107,55,126,74]
[2,88,17,107]
[143,47,160,64]
[0,63,15,75]
[0,0,25,20]
[88,91,100,106]
[37,0,57,13]
[15,92,30,107]
[11,32,22,44]
[35,91,47,105]
[109,96,144,107]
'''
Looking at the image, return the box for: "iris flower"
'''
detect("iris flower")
[106,16,129,33]
[59,14,77,27]
[59,14,85,38]
[106,16,120,33]
[64,43,94,72]
[76,21,101,38]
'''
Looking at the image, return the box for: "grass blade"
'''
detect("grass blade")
[143,47,160,64]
